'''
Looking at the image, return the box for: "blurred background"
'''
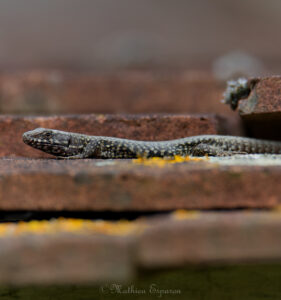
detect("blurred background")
[0,0,280,75]
[0,0,280,117]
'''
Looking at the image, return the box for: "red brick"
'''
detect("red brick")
[0,159,279,211]
[239,76,281,115]
[0,234,134,285]
[0,212,281,284]
[0,71,232,115]
[238,76,281,140]
[138,211,281,267]
[0,114,227,158]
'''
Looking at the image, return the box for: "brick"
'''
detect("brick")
[238,76,281,140]
[0,212,281,284]
[138,211,281,268]
[0,114,226,158]
[239,76,281,115]
[0,158,280,211]
[0,234,134,285]
[0,71,233,115]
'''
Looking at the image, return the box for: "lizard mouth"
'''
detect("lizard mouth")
[23,133,71,148]
[22,133,29,144]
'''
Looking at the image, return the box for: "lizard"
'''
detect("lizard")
[22,128,281,159]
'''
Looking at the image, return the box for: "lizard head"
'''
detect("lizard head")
[22,128,86,157]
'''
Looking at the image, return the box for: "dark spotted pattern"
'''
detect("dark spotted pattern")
[23,128,281,159]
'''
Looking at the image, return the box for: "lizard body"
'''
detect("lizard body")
[23,128,281,158]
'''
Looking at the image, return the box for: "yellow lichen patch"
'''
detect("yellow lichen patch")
[269,206,281,218]
[172,209,199,220]
[0,218,145,238]
[272,206,281,213]
[133,155,208,167]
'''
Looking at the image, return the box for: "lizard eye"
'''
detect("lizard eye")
[45,132,52,138]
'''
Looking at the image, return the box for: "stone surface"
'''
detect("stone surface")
[0,158,280,211]
[0,212,281,285]
[238,76,281,140]
[0,114,226,158]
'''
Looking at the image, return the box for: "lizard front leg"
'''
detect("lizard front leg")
[62,140,101,159]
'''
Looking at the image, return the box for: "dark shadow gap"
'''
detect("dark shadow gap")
[0,207,274,223]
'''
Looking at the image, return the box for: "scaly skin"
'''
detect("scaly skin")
[23,128,281,158]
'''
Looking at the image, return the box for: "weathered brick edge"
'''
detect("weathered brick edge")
[0,114,225,158]
[238,76,281,140]
[0,159,280,210]
[239,76,281,116]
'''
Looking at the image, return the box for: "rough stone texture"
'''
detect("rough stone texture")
[138,211,281,268]
[0,71,235,116]
[0,234,134,285]
[0,158,280,211]
[238,76,281,140]
[0,114,226,158]
[0,212,281,284]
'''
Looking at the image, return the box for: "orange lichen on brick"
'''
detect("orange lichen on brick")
[172,209,199,220]
[0,218,145,237]
[272,206,281,212]
[133,155,208,167]
[0,210,202,238]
